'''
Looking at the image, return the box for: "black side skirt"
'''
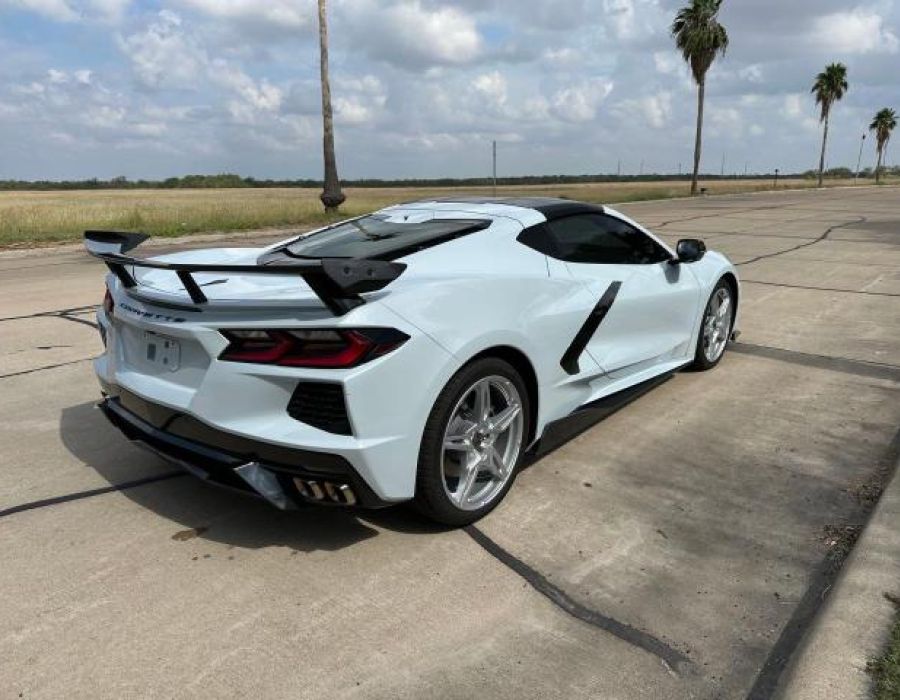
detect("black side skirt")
[527,371,674,461]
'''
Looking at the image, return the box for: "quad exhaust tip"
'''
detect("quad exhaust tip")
[293,478,357,506]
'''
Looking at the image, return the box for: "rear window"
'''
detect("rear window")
[279,215,490,260]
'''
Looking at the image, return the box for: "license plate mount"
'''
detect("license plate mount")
[143,331,181,372]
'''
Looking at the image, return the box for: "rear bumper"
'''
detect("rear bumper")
[94,288,461,501]
[99,388,392,509]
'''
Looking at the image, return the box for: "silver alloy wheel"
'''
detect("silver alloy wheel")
[440,375,525,511]
[703,286,733,363]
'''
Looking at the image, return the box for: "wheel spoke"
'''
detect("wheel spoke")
[489,447,507,478]
[474,380,491,424]
[456,463,480,504]
[490,403,521,434]
[443,419,477,452]
[717,296,731,320]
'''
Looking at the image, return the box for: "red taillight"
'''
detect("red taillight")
[218,328,409,368]
[103,288,114,316]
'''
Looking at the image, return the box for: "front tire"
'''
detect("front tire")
[414,357,530,526]
[691,278,734,371]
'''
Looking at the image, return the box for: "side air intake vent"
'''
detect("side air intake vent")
[287,382,351,435]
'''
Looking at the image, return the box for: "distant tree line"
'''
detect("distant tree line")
[4,169,893,192]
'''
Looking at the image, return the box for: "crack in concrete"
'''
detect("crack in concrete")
[0,305,97,323]
[737,217,866,266]
[0,472,185,519]
[464,525,695,675]
[0,358,91,379]
[741,279,900,298]
[731,343,900,383]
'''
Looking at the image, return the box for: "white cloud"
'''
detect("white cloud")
[616,92,672,128]
[709,106,743,134]
[604,0,635,38]
[1,0,77,21]
[211,60,282,113]
[334,96,375,125]
[340,0,483,68]
[552,79,614,122]
[739,65,764,83]
[653,51,680,75]
[119,11,206,88]
[783,94,819,132]
[784,94,804,118]
[472,71,508,110]
[174,0,312,30]
[0,0,129,22]
[543,47,581,67]
[811,7,899,54]
[86,0,128,23]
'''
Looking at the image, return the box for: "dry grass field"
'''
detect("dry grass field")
[0,177,889,247]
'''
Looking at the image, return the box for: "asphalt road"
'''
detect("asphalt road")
[1,187,899,699]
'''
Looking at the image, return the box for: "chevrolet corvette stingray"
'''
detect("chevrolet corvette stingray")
[86,197,740,525]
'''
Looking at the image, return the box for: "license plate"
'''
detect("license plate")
[143,331,181,372]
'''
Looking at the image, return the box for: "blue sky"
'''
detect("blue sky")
[0,0,897,180]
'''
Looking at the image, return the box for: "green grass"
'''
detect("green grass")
[869,598,900,699]
[0,177,891,248]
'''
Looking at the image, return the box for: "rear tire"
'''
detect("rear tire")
[691,278,734,371]
[413,357,530,526]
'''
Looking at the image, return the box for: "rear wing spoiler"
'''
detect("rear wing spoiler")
[84,230,407,316]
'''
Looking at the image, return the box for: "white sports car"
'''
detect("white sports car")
[87,197,740,525]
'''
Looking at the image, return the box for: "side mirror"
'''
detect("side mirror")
[670,238,706,265]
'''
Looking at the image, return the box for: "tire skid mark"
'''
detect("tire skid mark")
[464,525,694,675]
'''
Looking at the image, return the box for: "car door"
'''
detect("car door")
[545,213,702,377]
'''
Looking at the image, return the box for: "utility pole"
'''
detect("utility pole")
[639,159,644,176]
[492,140,497,196]
[678,162,682,176]
[855,133,866,182]
[774,168,780,189]
[720,153,726,178]
[744,162,748,177]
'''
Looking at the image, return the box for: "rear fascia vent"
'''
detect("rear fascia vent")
[287,381,352,435]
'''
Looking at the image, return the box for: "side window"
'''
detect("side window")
[544,214,670,265]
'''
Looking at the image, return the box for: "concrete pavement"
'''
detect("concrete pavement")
[1,186,899,699]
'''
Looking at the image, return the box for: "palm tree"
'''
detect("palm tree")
[671,0,729,196]
[317,0,345,212]
[811,63,848,188]
[870,108,897,185]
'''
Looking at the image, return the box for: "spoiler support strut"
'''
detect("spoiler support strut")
[84,230,407,315]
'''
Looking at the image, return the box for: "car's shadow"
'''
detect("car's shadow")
[59,374,669,553]
[59,401,448,553]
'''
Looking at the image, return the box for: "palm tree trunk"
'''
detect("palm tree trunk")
[690,78,705,196]
[875,145,883,185]
[817,112,830,188]
[318,0,345,212]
